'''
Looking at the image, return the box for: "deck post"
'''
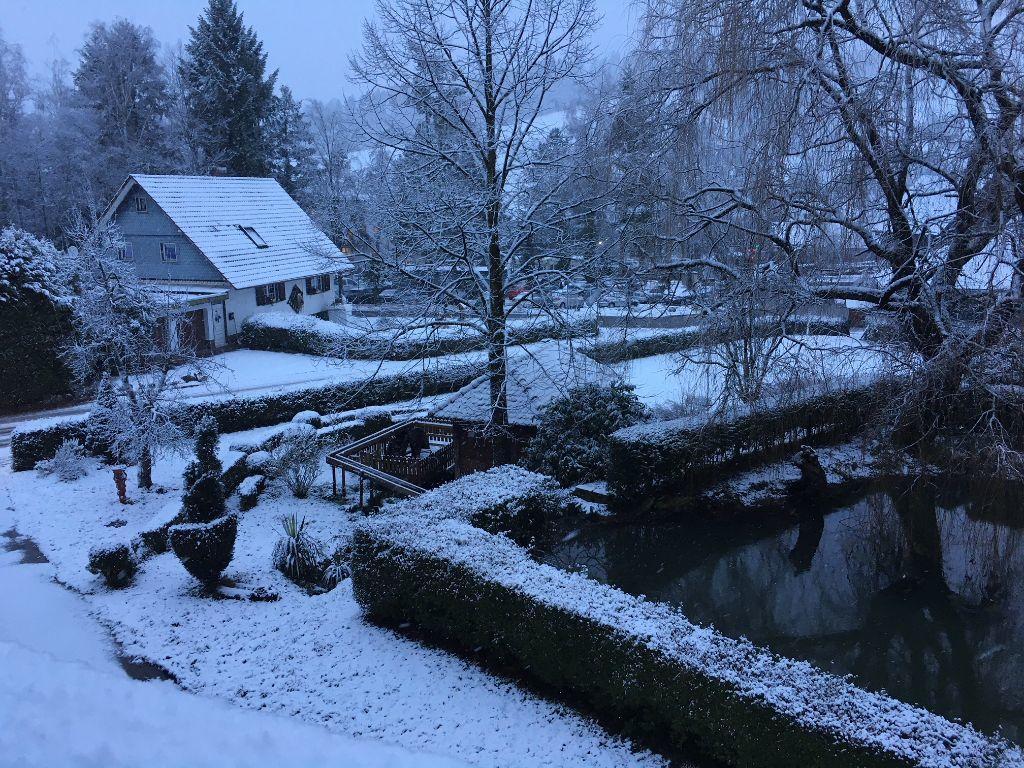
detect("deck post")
[342,469,346,496]
[332,466,337,497]
[359,476,364,507]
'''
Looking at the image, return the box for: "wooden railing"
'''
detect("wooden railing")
[326,419,458,500]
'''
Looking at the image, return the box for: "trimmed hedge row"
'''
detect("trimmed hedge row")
[607,384,882,505]
[352,469,1019,768]
[11,363,480,471]
[238,313,597,361]
[585,319,850,364]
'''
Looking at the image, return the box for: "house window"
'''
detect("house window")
[255,282,286,306]
[135,196,148,213]
[305,274,332,295]
[239,225,269,248]
[160,243,178,263]
[117,242,134,260]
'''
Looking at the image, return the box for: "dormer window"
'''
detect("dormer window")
[135,196,148,213]
[239,225,269,248]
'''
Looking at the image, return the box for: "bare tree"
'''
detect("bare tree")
[349,0,609,457]
[61,215,206,489]
[629,0,1024,470]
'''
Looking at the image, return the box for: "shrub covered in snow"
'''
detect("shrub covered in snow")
[523,383,648,486]
[291,410,323,428]
[168,514,238,587]
[238,312,596,361]
[606,384,882,506]
[87,543,137,589]
[272,514,326,587]
[270,424,322,498]
[352,474,1022,768]
[35,438,89,482]
[0,227,73,408]
[238,474,266,511]
[11,362,481,471]
[320,544,351,590]
[181,418,226,524]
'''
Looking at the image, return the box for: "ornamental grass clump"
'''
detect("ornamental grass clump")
[35,438,89,481]
[270,424,322,498]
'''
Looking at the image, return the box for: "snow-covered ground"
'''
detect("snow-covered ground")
[0,445,666,768]
[0,533,468,768]
[611,334,893,408]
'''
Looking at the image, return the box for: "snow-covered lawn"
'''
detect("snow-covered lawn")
[0,446,665,768]
[612,334,894,408]
[0,536,468,768]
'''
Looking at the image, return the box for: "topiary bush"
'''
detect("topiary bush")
[180,417,225,524]
[237,474,265,511]
[523,383,649,486]
[87,543,137,589]
[168,514,238,587]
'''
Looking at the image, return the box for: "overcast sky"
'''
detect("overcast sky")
[2,0,637,102]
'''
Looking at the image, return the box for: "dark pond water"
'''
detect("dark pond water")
[537,481,1024,744]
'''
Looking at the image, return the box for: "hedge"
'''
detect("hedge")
[11,363,480,471]
[238,313,597,361]
[606,384,883,506]
[352,469,1019,768]
[585,319,850,364]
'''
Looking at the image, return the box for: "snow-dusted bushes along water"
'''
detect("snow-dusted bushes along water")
[352,467,1022,768]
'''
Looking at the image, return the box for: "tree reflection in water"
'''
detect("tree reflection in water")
[536,481,1024,744]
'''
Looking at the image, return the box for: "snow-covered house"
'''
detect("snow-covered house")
[101,174,352,349]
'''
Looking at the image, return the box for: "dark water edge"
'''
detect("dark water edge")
[537,478,1024,746]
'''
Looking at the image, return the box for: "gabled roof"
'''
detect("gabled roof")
[104,174,352,289]
[431,344,619,427]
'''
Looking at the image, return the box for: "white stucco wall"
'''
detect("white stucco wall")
[223,276,341,339]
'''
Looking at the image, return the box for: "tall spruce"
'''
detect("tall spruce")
[179,0,277,176]
[268,85,314,198]
[74,21,169,159]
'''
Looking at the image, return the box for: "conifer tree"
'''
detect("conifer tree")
[179,0,277,176]
[268,85,315,198]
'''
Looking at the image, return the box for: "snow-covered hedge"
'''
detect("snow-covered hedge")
[352,469,1021,768]
[10,363,479,470]
[606,385,881,505]
[238,312,596,361]
[585,319,849,364]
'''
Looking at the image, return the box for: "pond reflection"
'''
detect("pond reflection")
[538,482,1024,743]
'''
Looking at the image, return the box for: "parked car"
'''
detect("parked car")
[597,290,636,308]
[550,287,586,309]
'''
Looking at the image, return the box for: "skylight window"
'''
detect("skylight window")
[239,225,269,248]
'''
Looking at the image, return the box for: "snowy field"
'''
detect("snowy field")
[0,441,667,768]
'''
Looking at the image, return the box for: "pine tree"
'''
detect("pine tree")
[73,21,169,160]
[179,0,278,176]
[268,86,315,198]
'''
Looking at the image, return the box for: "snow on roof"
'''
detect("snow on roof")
[110,175,352,289]
[430,344,618,426]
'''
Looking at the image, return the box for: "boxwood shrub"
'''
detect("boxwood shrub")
[351,469,1020,768]
[606,384,882,506]
[11,363,480,470]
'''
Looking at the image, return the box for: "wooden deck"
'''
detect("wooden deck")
[326,419,458,502]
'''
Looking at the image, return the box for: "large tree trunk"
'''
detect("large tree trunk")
[138,444,153,490]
